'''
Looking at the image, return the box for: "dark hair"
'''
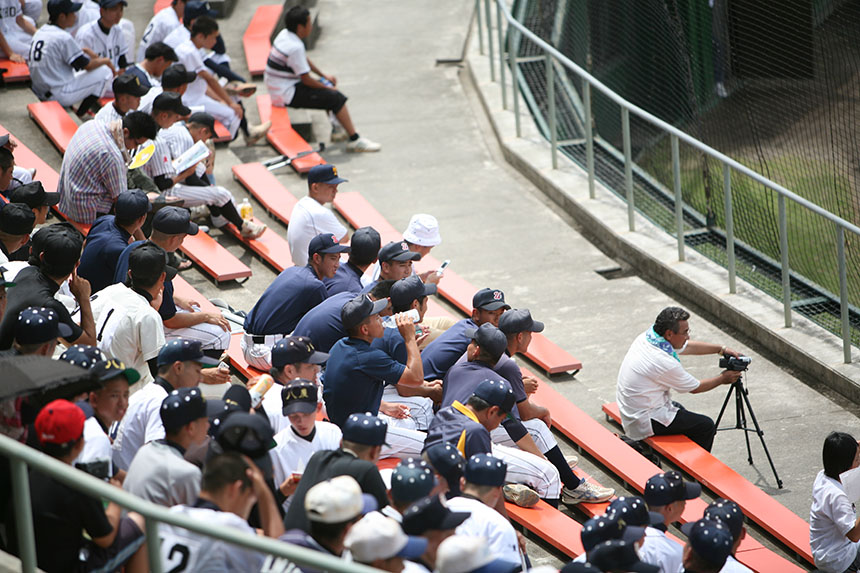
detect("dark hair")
[37,223,83,278]
[465,395,490,412]
[392,295,426,315]
[681,547,722,573]
[190,15,219,37]
[309,518,354,542]
[41,436,82,459]
[653,306,690,338]
[202,452,252,493]
[368,279,395,301]
[122,111,159,141]
[340,439,375,457]
[0,147,12,171]
[473,346,497,365]
[144,41,178,62]
[823,431,858,480]
[285,6,310,32]
[115,213,142,227]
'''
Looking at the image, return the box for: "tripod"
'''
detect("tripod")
[714,375,783,488]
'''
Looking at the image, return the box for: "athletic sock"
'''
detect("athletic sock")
[541,498,559,508]
[349,133,360,142]
[544,445,582,490]
[218,200,245,228]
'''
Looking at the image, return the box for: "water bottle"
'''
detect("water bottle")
[248,374,274,409]
[239,198,253,220]
[218,362,230,375]
[382,309,421,329]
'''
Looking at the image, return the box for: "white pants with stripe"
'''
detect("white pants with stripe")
[165,310,231,350]
[378,413,426,460]
[491,443,561,500]
[47,66,113,108]
[381,385,434,430]
[171,183,234,209]
[490,418,557,453]
[201,94,241,138]
[241,333,286,371]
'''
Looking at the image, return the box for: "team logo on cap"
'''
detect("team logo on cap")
[285,387,310,400]
[331,235,337,244]
[332,166,338,176]
[401,242,408,251]
[493,291,502,300]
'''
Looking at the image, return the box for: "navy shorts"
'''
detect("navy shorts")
[289,84,348,113]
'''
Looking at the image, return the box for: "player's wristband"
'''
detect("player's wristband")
[719,345,727,355]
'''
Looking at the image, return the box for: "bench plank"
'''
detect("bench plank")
[178,232,252,282]
[257,94,325,173]
[232,162,297,226]
[27,101,77,154]
[213,120,232,143]
[602,402,812,565]
[0,59,30,82]
[171,276,221,314]
[243,5,281,76]
[221,218,293,273]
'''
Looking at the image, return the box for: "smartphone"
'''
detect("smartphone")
[436,259,450,276]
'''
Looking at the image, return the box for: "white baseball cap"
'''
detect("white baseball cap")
[402,214,441,247]
[304,476,377,524]
[435,536,519,573]
[345,512,427,563]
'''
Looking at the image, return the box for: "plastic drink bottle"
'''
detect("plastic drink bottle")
[248,374,274,409]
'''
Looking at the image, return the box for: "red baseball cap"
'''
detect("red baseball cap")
[34,400,85,445]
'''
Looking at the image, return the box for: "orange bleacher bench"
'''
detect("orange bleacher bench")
[153,0,170,14]
[213,121,232,143]
[171,276,221,314]
[232,162,297,226]
[0,125,59,193]
[256,94,325,173]
[243,5,281,76]
[221,218,294,273]
[27,101,77,154]
[0,59,30,83]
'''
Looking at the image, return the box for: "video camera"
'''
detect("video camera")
[74,459,111,481]
[719,354,751,372]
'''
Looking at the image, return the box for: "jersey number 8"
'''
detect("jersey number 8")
[30,40,44,62]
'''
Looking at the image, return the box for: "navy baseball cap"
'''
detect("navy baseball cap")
[8,181,60,208]
[98,0,127,8]
[112,73,147,97]
[643,471,701,507]
[216,412,277,464]
[308,164,347,185]
[580,514,646,552]
[160,387,207,432]
[378,241,420,263]
[128,242,177,285]
[391,458,436,504]
[152,206,198,235]
[342,413,388,446]
[0,203,35,236]
[115,189,151,220]
[464,453,506,487]
[162,64,197,89]
[15,307,73,344]
[341,294,388,330]
[152,92,191,116]
[187,111,216,133]
[472,379,515,413]
[700,499,745,542]
[157,339,220,367]
[47,0,83,17]
[682,518,734,568]
[223,384,251,412]
[90,358,140,385]
[466,323,507,362]
[308,232,349,257]
[272,336,329,369]
[498,309,544,335]
[607,496,664,528]
[390,275,436,309]
[184,0,215,21]
[59,345,107,370]
[560,563,601,573]
[472,288,510,311]
[350,226,381,263]
[588,539,659,573]
[0,134,8,147]
[422,442,464,495]
[402,495,470,535]
[281,379,318,416]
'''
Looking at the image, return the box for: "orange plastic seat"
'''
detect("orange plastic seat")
[232,162,298,226]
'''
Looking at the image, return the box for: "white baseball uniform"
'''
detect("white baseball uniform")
[28,23,112,106]
[639,527,683,573]
[0,0,33,56]
[173,38,241,137]
[446,496,520,565]
[137,4,180,61]
[76,19,127,69]
[112,381,169,471]
[270,421,342,510]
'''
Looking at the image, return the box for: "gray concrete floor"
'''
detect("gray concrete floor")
[4,0,856,568]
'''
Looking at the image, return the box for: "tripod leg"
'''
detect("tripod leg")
[740,386,784,488]
[715,383,735,428]
[737,389,753,464]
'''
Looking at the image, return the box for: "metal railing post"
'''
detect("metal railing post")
[146,518,164,573]
[11,459,36,573]
[672,135,684,261]
[583,77,595,198]
[723,164,736,293]
[510,24,520,137]
[621,106,634,231]
[546,53,557,169]
[484,0,495,81]
[497,2,507,109]
[475,0,484,55]
[837,227,852,363]
[778,195,792,327]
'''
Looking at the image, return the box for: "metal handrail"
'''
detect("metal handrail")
[483,0,858,362]
[0,434,378,573]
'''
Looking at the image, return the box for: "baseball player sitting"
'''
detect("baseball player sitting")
[324,226,380,296]
[29,0,115,115]
[269,379,342,512]
[401,495,470,572]
[382,457,437,522]
[0,0,36,64]
[603,497,667,572]
[261,336,329,434]
[287,164,349,268]
[136,0,184,61]
[642,471,703,573]
[123,387,209,507]
[75,0,130,87]
[360,240,420,292]
[93,73,150,124]
[157,452,283,571]
[422,441,465,499]
[435,535,519,573]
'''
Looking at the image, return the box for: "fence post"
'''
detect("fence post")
[671,135,684,261]
[546,53,557,169]
[723,164,736,293]
[497,2,507,109]
[510,22,520,137]
[147,518,164,573]
[778,195,792,327]
[621,106,634,231]
[11,459,36,573]
[583,77,595,199]
[837,226,852,363]
[484,0,495,81]
[475,0,484,55]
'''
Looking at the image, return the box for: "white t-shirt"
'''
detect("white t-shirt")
[810,469,860,573]
[75,416,114,474]
[287,196,347,266]
[90,283,166,386]
[173,39,207,106]
[264,29,310,106]
[112,381,169,470]
[76,19,127,68]
[616,331,700,440]
[720,555,752,572]
[270,421,342,510]
[28,24,85,98]
[446,496,520,565]
[158,505,265,572]
[137,5,180,61]
[638,527,683,573]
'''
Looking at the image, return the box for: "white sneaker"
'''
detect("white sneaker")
[198,225,210,234]
[561,480,614,505]
[245,121,271,146]
[241,218,267,239]
[346,136,381,152]
[502,484,540,508]
[189,205,210,221]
